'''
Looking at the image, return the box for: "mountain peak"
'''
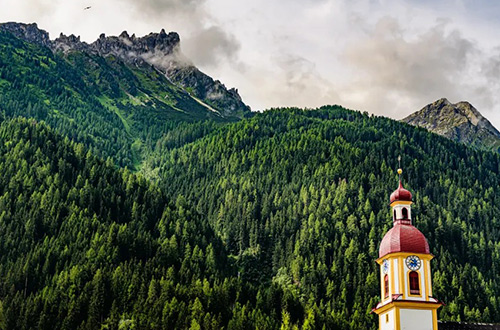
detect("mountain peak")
[435,97,451,106]
[403,99,500,151]
[89,29,182,67]
[0,22,51,47]
[0,21,250,116]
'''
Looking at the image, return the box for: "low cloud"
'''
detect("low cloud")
[183,26,240,67]
[3,0,500,127]
[341,17,479,117]
[231,53,340,110]
[121,0,240,68]
[135,0,206,14]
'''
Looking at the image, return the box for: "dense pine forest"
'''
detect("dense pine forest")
[142,107,500,328]
[0,27,500,329]
[0,118,253,329]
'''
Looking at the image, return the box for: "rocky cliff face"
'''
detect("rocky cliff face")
[0,22,250,117]
[90,30,181,63]
[0,22,51,48]
[403,98,500,151]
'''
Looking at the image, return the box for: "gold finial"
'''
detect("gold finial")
[397,155,402,180]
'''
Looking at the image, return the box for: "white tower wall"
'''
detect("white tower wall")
[380,309,395,330]
[400,309,434,330]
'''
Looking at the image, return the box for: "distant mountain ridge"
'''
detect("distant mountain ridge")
[0,22,251,169]
[0,22,249,117]
[402,98,500,152]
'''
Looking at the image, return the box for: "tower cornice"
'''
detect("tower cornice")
[373,300,443,315]
[376,252,435,264]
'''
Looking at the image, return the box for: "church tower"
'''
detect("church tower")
[373,168,442,330]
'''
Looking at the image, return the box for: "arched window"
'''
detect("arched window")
[409,271,420,295]
[402,207,408,219]
[384,274,389,298]
[393,209,397,220]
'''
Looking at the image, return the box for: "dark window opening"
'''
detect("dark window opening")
[402,207,408,219]
[384,274,389,298]
[409,271,420,295]
[393,209,397,220]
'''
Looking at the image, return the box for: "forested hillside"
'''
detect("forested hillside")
[0,118,248,329]
[2,22,500,330]
[1,105,500,329]
[143,106,500,327]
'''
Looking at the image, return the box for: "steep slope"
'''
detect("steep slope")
[0,22,250,118]
[0,22,248,169]
[403,98,500,151]
[143,106,500,327]
[2,107,500,329]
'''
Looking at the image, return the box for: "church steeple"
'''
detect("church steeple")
[390,169,413,225]
[373,165,442,330]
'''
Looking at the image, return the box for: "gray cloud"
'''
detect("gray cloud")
[277,55,325,94]
[3,0,500,127]
[119,0,240,68]
[137,0,206,13]
[120,0,208,20]
[342,17,480,117]
[236,53,340,110]
[481,47,500,82]
[183,25,241,67]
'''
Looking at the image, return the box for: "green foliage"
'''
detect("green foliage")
[2,27,500,329]
[0,31,229,170]
[0,118,261,329]
[142,106,500,328]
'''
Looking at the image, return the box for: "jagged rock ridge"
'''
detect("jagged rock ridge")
[0,22,51,47]
[403,98,500,151]
[0,22,250,117]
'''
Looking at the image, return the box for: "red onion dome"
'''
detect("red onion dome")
[390,181,412,204]
[379,224,430,258]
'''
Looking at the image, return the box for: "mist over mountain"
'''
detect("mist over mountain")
[0,22,249,118]
[0,22,250,170]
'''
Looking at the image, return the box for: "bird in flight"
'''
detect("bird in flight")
[84,6,91,10]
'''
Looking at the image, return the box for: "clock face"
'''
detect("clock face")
[382,259,389,274]
[406,255,421,271]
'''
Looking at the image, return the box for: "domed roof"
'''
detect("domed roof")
[379,223,430,258]
[390,181,412,203]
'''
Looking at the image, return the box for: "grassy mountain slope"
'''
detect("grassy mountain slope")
[143,106,500,327]
[0,29,239,170]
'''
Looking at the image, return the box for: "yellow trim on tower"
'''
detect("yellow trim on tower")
[399,256,405,299]
[380,264,384,301]
[390,200,413,207]
[395,307,401,330]
[426,259,432,297]
[376,252,433,264]
[374,300,442,315]
[432,309,438,330]
[391,258,395,297]
[423,259,429,300]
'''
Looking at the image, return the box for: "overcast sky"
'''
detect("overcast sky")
[2,0,500,127]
